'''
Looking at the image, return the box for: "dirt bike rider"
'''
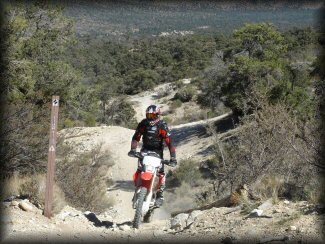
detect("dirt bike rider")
[128,104,177,207]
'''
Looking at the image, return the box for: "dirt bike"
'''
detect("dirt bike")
[128,150,170,229]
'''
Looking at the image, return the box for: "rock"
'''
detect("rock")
[233,50,249,58]
[258,198,273,210]
[2,202,10,208]
[170,218,182,230]
[249,209,264,217]
[260,236,289,243]
[69,212,79,217]
[170,213,189,230]
[18,201,33,212]
[112,227,119,232]
[119,225,131,231]
[35,203,43,209]
[284,200,290,204]
[288,226,297,231]
[187,210,202,226]
[57,211,71,221]
[10,201,19,207]
[5,196,17,202]
[182,78,192,84]
[273,209,280,214]
[221,237,233,244]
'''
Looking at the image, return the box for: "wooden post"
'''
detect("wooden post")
[44,96,59,218]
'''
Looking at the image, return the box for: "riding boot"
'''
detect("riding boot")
[156,173,166,207]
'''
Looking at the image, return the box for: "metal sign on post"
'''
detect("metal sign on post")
[44,95,59,218]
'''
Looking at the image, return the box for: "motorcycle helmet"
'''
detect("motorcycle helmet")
[146,105,161,126]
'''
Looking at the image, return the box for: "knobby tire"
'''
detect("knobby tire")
[133,187,147,228]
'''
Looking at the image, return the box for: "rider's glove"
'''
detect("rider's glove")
[169,157,177,167]
[128,149,136,157]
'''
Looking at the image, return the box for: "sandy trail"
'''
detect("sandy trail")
[59,81,235,226]
[61,126,138,223]
[0,83,324,243]
[128,82,175,123]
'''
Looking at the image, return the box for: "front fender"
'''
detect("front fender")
[141,172,153,191]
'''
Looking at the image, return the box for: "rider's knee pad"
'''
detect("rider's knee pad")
[158,173,165,187]
[133,171,141,186]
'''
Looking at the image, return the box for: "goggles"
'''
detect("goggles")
[146,113,159,120]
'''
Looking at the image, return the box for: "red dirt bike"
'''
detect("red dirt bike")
[128,150,170,229]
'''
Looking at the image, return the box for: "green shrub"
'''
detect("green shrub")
[174,80,184,89]
[163,116,172,124]
[63,118,75,128]
[84,112,97,127]
[56,143,115,213]
[174,85,197,102]
[168,159,203,187]
[170,99,183,112]
[104,97,137,129]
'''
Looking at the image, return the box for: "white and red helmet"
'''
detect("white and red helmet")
[146,105,161,125]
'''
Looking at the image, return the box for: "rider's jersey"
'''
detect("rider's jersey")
[131,119,176,158]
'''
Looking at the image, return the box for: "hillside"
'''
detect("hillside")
[61,1,323,37]
[1,2,324,243]
[2,84,325,242]
[1,122,324,242]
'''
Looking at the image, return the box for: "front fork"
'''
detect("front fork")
[132,171,161,209]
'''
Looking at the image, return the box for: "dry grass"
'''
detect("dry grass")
[2,174,67,214]
[56,143,115,214]
[275,212,302,227]
[251,175,285,202]
[303,176,325,204]
[1,142,115,215]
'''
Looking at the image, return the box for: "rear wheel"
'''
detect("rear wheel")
[133,187,147,229]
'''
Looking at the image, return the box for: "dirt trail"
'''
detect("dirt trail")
[128,82,175,123]
[61,126,139,223]
[1,115,218,242]
[2,84,323,243]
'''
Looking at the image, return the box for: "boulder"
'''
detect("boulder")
[221,237,233,244]
[18,201,33,212]
[287,225,297,231]
[119,225,131,231]
[57,211,71,221]
[10,201,19,207]
[170,213,189,230]
[170,217,182,230]
[187,210,202,226]
[248,209,263,217]
[258,198,273,210]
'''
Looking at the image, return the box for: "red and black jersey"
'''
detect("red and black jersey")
[131,119,176,158]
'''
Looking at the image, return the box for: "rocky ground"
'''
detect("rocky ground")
[1,197,324,243]
[1,82,324,243]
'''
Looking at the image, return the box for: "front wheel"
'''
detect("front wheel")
[133,187,147,228]
[143,208,153,223]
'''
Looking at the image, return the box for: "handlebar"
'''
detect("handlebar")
[128,151,170,165]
